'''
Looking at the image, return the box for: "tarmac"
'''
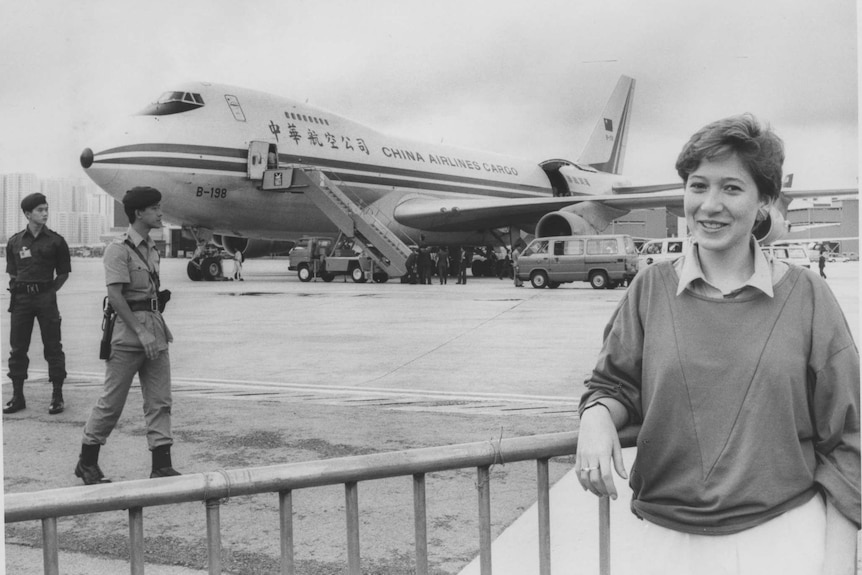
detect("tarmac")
[1,257,858,574]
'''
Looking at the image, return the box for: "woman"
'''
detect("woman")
[576,114,859,574]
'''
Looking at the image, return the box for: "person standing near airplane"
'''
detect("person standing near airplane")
[512,245,524,287]
[417,246,432,285]
[233,249,244,281]
[458,246,472,285]
[76,187,181,485]
[4,193,71,415]
[437,246,449,284]
[575,114,859,574]
[818,248,827,279]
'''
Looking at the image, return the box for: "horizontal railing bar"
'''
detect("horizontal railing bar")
[6,428,639,523]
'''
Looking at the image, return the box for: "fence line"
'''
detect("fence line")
[6,428,639,575]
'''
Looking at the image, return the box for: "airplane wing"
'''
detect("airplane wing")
[393,186,857,233]
[782,188,858,200]
[393,190,685,232]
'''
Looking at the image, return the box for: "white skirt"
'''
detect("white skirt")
[618,495,825,575]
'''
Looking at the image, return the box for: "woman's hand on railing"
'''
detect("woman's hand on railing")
[575,405,628,500]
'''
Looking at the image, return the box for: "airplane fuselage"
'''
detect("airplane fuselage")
[81,82,631,246]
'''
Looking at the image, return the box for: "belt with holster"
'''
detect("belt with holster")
[127,298,159,312]
[12,281,53,294]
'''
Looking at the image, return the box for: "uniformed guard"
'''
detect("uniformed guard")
[5,192,71,415]
[76,187,181,484]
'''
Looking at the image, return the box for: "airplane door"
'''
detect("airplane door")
[248,141,271,180]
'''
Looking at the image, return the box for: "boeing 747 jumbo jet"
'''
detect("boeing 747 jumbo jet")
[79,76,856,281]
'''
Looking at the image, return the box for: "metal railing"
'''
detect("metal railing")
[5,428,639,575]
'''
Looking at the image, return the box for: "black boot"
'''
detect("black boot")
[150,445,181,478]
[3,380,26,414]
[75,443,111,485]
[48,381,64,415]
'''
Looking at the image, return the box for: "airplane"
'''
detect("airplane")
[78,75,858,281]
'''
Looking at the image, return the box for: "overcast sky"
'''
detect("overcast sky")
[0,0,857,190]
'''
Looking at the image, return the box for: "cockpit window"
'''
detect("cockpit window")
[137,91,205,116]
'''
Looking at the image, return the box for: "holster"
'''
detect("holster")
[157,289,171,313]
[99,297,117,360]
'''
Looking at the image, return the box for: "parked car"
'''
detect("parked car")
[638,238,688,269]
[515,234,639,289]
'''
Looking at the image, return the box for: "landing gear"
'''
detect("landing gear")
[187,261,202,281]
[201,257,223,281]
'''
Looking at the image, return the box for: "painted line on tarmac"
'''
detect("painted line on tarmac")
[50,370,579,406]
[35,370,579,417]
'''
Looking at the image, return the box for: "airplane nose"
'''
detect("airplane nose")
[80,147,94,169]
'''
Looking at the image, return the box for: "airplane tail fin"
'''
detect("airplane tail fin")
[577,75,636,175]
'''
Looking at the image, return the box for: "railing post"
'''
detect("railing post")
[206,499,222,575]
[413,473,429,575]
[477,466,492,575]
[41,516,59,575]
[279,490,295,575]
[537,458,551,575]
[599,495,611,575]
[345,481,360,575]
[129,506,145,575]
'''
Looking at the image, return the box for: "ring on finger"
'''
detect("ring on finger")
[581,466,598,471]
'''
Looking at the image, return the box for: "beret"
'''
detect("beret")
[20,193,47,213]
[122,187,162,210]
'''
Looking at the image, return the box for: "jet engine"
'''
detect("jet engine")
[535,211,594,237]
[752,204,790,245]
[534,202,629,238]
[213,235,295,258]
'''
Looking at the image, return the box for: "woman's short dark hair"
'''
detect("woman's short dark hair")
[675,113,785,201]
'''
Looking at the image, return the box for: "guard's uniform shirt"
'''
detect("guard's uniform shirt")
[103,227,172,352]
[5,226,70,383]
[6,226,71,282]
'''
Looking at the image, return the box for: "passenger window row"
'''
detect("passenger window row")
[284,111,330,126]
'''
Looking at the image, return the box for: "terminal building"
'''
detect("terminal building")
[783,198,859,254]
[609,198,858,255]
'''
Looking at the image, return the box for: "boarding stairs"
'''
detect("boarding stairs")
[292,169,412,278]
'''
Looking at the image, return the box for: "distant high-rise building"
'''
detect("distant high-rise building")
[1,173,117,245]
[40,178,65,213]
[3,173,39,242]
[53,212,80,244]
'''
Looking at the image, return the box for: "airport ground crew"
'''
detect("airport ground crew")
[452,246,463,284]
[76,187,180,485]
[417,246,432,284]
[818,249,827,279]
[437,246,449,284]
[5,193,71,415]
[513,246,524,287]
[233,249,244,281]
[457,247,472,284]
[404,248,418,284]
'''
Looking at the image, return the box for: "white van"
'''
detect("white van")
[515,234,639,289]
[762,245,811,268]
[638,238,688,269]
